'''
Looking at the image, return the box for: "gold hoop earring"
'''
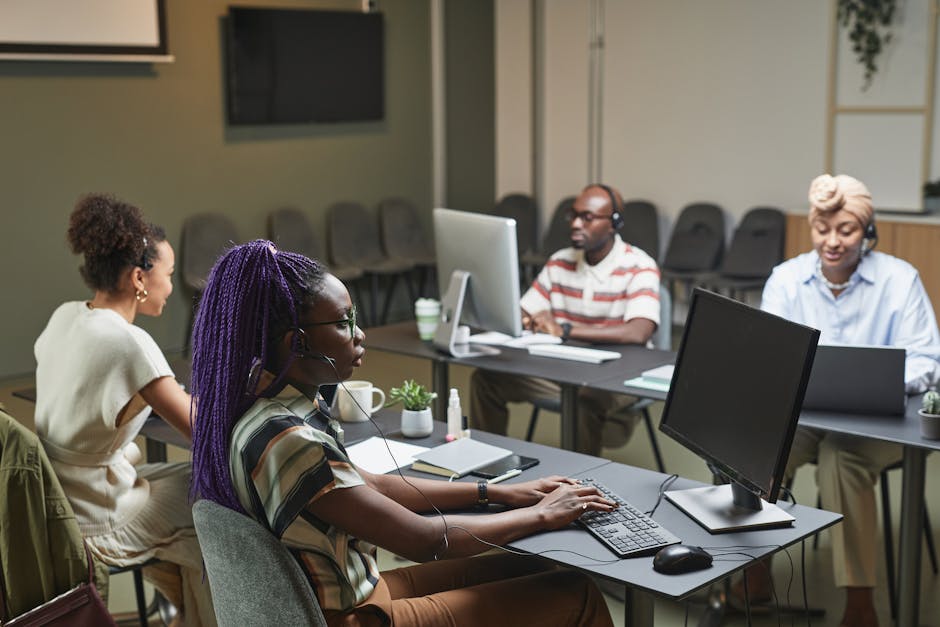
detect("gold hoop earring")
[135,289,149,303]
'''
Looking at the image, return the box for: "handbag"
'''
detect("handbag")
[3,542,115,627]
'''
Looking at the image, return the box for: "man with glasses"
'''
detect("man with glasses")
[470,184,661,454]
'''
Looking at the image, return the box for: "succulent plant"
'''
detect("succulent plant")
[386,379,437,411]
[923,390,940,415]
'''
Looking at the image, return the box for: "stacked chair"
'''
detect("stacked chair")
[521,196,576,281]
[660,202,725,304]
[620,200,660,261]
[377,197,437,298]
[702,206,785,301]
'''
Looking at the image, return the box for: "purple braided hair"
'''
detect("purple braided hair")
[189,239,326,511]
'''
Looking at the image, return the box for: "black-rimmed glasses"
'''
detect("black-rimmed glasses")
[303,305,357,337]
[564,209,614,225]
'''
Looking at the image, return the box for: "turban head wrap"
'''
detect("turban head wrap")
[808,174,873,227]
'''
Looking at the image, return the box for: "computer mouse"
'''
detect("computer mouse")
[652,544,713,575]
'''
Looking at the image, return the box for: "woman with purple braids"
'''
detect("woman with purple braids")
[189,240,615,627]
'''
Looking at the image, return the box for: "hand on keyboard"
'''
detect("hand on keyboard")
[531,481,619,531]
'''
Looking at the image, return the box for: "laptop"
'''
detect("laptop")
[801,345,906,415]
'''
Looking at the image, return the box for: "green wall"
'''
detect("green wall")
[0,0,433,377]
[444,0,495,213]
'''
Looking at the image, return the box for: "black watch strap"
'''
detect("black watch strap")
[477,480,489,508]
[560,322,573,342]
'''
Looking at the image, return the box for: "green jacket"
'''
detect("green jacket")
[0,410,107,620]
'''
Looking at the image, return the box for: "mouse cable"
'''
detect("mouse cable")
[644,473,679,516]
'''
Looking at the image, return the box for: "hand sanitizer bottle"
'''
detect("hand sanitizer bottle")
[447,388,462,439]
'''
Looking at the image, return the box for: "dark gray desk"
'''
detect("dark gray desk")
[141,409,839,627]
[798,394,940,627]
[364,322,674,450]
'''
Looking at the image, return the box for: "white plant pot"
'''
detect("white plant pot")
[918,409,940,440]
[401,408,433,438]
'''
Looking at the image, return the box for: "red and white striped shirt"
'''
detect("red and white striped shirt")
[520,234,660,328]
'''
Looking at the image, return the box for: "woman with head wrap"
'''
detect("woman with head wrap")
[738,175,940,627]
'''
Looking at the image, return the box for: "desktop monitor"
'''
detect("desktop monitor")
[433,208,523,356]
[659,288,820,532]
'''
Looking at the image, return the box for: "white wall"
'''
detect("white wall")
[496,0,939,243]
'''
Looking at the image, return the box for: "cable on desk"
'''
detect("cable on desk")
[644,473,679,516]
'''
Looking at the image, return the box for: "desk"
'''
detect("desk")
[142,409,840,627]
[798,394,940,627]
[364,322,674,450]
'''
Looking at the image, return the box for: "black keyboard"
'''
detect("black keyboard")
[577,478,682,558]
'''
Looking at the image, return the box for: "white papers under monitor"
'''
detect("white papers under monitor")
[345,437,429,475]
[469,330,562,347]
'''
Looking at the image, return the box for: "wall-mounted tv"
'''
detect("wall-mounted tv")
[225,7,384,125]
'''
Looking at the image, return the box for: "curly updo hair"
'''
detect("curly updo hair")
[67,193,167,292]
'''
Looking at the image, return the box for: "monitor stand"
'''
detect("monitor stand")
[434,270,500,358]
[664,481,795,533]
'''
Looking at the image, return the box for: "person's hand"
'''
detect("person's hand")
[531,311,563,336]
[529,482,617,530]
[521,312,534,331]
[490,475,578,508]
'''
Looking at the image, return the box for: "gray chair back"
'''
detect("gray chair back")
[492,193,539,257]
[378,197,435,263]
[718,207,785,279]
[268,207,323,259]
[181,213,239,292]
[327,201,385,268]
[541,196,576,256]
[661,203,725,272]
[620,200,659,261]
[192,500,327,627]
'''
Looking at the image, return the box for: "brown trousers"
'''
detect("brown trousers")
[324,553,613,627]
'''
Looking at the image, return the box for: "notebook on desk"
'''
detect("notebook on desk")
[411,437,513,478]
[802,345,906,415]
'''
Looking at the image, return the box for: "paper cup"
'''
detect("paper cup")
[415,298,441,341]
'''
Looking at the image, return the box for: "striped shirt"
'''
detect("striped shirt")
[230,386,379,611]
[521,234,661,328]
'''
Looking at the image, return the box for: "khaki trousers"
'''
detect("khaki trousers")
[324,553,614,627]
[469,370,638,455]
[786,426,901,588]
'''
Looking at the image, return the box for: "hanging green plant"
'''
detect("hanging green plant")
[838,0,898,90]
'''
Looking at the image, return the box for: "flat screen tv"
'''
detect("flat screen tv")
[226,7,384,125]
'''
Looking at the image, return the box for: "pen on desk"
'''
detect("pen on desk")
[487,468,522,484]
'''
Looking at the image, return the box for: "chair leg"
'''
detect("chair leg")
[924,506,938,575]
[352,281,367,327]
[641,408,666,473]
[880,470,898,620]
[813,492,822,550]
[379,274,399,326]
[525,407,540,442]
[132,568,148,627]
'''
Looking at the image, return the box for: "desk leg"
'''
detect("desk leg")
[560,384,578,451]
[622,586,654,627]
[431,361,449,424]
[897,446,926,627]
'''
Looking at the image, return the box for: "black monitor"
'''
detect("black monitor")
[659,288,819,532]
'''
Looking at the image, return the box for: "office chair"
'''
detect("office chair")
[492,193,539,284]
[660,202,725,306]
[377,197,437,297]
[520,196,576,282]
[704,207,785,302]
[192,500,328,627]
[268,207,365,310]
[327,201,415,326]
[620,200,660,262]
[524,287,672,472]
[180,212,239,354]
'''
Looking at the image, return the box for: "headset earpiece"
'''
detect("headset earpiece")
[862,221,878,256]
[292,328,336,365]
[593,183,624,230]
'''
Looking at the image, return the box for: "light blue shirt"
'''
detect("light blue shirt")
[761,251,940,394]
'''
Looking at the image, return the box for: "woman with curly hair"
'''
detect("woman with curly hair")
[189,240,615,626]
[737,174,940,627]
[33,194,215,626]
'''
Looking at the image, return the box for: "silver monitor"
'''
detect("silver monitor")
[433,208,522,356]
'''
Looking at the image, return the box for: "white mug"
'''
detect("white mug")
[337,381,386,422]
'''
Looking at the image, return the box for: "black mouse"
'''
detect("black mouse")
[652,544,713,575]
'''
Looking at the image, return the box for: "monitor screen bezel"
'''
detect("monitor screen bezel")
[658,288,819,503]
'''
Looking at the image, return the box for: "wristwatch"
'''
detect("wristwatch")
[560,322,573,342]
[477,480,489,508]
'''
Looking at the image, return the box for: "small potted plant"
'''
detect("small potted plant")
[919,390,940,440]
[386,379,437,438]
